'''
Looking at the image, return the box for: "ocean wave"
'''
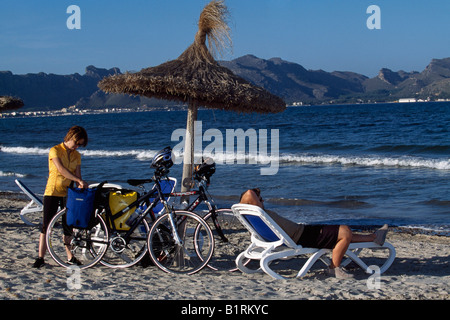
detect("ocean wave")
[82,149,159,159]
[0,146,160,159]
[266,197,372,209]
[0,146,50,155]
[187,151,450,171]
[368,144,450,154]
[397,225,450,236]
[422,199,450,207]
[0,171,27,178]
[278,153,450,170]
[2,146,449,170]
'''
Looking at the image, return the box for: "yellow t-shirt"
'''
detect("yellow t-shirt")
[44,142,81,197]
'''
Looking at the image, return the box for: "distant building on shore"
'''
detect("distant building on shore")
[399,98,417,103]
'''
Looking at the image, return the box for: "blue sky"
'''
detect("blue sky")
[1,0,449,77]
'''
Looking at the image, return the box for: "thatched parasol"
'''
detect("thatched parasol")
[99,0,285,192]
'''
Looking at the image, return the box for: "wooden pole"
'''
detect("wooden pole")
[181,100,198,200]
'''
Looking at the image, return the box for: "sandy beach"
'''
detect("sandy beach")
[0,192,448,303]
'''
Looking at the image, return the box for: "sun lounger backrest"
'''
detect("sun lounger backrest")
[242,214,280,242]
[232,204,298,247]
[15,179,43,206]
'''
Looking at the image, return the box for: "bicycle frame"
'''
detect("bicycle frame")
[169,178,228,242]
[102,175,176,241]
[103,174,227,246]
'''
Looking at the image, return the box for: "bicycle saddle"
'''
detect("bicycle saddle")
[127,179,153,186]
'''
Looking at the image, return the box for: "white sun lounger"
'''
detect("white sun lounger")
[231,203,396,280]
[15,179,44,226]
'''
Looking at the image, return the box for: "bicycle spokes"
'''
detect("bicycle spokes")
[147,211,214,275]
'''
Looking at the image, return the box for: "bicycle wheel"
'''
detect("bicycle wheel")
[46,209,109,270]
[100,218,150,268]
[147,210,214,275]
[202,208,251,271]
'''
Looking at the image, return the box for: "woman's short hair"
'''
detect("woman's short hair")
[64,126,88,147]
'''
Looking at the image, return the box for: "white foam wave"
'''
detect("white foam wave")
[0,146,49,155]
[81,149,159,158]
[279,153,450,170]
[3,146,448,170]
[0,146,159,159]
[183,151,450,170]
[177,151,450,170]
[0,171,27,178]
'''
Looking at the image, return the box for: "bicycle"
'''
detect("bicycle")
[45,196,110,270]
[102,147,214,274]
[46,147,215,275]
[171,158,251,272]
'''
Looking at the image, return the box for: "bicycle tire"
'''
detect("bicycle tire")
[201,208,251,271]
[46,209,109,270]
[99,218,150,268]
[147,210,214,275]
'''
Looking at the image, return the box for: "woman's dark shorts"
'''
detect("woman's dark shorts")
[297,225,340,249]
[42,196,68,234]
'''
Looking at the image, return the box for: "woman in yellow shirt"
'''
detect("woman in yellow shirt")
[33,126,89,268]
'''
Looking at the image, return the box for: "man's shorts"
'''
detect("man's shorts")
[297,225,340,249]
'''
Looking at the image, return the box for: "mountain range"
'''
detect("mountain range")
[1,55,449,111]
[220,55,450,104]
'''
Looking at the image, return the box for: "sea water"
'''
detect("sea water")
[1,102,449,234]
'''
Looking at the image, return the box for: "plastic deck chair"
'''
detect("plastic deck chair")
[148,178,177,216]
[15,179,44,226]
[231,204,396,280]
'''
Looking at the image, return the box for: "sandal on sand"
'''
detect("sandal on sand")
[374,224,389,246]
[327,266,354,279]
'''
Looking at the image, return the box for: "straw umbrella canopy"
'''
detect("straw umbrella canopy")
[99,0,285,192]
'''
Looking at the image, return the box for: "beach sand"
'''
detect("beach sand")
[0,192,448,302]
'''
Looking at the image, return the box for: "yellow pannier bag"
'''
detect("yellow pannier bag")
[106,190,138,231]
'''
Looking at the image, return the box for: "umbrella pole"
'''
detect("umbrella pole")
[181,100,198,203]
[176,101,197,266]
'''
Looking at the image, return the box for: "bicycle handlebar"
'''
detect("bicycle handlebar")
[127,178,153,186]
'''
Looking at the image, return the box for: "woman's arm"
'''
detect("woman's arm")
[52,157,88,188]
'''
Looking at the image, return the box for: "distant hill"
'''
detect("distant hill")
[0,66,119,110]
[360,58,450,102]
[220,55,369,104]
[220,55,450,104]
[1,56,449,111]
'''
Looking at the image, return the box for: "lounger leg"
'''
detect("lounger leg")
[344,242,396,274]
[296,249,330,278]
[236,251,262,274]
[260,249,330,280]
[341,248,363,268]
[379,243,396,274]
[261,249,298,280]
[20,201,43,226]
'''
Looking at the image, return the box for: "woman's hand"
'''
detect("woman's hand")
[77,179,89,189]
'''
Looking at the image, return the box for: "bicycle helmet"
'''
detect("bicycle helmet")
[193,157,216,182]
[151,147,174,169]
